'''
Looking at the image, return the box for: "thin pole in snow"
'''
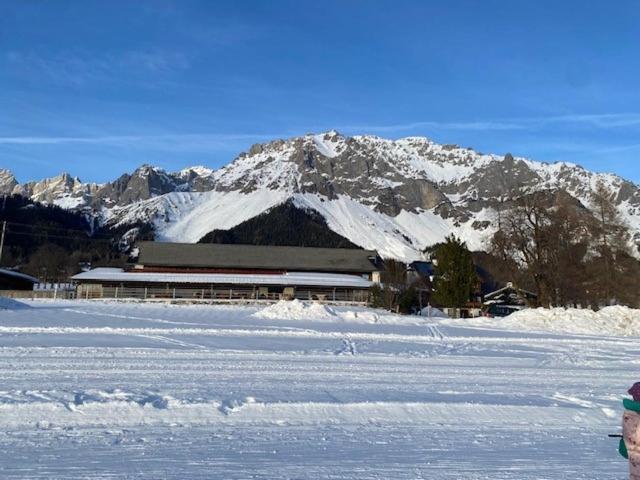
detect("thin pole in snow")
[0,220,6,266]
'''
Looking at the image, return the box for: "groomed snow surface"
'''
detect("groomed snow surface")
[0,300,637,479]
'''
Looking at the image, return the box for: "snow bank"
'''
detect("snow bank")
[419,306,449,318]
[445,306,640,337]
[252,299,338,321]
[252,300,423,325]
[0,297,30,310]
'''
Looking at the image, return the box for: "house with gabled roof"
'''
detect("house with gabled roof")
[483,282,538,317]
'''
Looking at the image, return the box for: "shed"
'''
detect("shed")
[0,268,39,291]
[483,282,538,317]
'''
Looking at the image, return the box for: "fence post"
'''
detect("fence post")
[229,288,232,300]
[115,287,118,299]
[144,287,148,300]
[173,288,176,300]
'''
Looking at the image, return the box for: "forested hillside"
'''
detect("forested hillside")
[0,195,128,280]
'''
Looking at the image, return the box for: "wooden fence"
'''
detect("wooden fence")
[2,285,370,305]
[0,289,76,300]
[76,285,370,305]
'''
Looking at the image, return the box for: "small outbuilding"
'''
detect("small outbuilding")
[483,282,538,317]
[0,268,39,291]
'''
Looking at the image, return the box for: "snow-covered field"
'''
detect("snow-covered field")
[0,299,636,479]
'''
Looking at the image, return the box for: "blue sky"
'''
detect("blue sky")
[1,0,639,183]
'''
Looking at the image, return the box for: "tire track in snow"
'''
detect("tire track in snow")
[62,308,321,333]
[0,398,613,430]
[133,334,207,350]
[426,324,445,340]
[0,325,634,348]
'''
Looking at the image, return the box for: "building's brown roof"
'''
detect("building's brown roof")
[136,242,380,273]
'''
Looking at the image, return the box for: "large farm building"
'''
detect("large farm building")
[73,242,382,304]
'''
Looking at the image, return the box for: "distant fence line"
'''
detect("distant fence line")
[0,285,370,305]
[0,289,76,300]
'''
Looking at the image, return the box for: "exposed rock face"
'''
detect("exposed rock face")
[0,169,18,195]
[3,164,216,210]
[212,132,451,216]
[174,166,216,193]
[4,131,640,259]
[93,165,216,207]
[20,173,99,208]
[87,165,216,208]
[95,165,183,207]
[208,131,640,226]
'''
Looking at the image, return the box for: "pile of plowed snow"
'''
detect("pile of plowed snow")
[252,300,421,325]
[252,299,338,321]
[445,306,640,337]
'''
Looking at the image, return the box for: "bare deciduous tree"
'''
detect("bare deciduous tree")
[492,184,640,308]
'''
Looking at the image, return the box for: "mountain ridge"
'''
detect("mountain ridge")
[3,131,639,260]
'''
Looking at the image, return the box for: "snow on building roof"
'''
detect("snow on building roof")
[72,268,373,288]
[484,283,537,300]
[0,268,39,284]
[136,242,380,273]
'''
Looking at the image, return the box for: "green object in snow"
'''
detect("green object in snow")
[620,438,629,459]
[624,398,640,413]
[619,397,640,459]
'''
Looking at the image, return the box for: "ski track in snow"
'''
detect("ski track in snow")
[0,299,634,479]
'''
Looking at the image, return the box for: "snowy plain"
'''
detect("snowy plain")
[0,299,636,479]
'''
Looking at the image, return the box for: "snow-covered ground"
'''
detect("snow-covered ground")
[0,299,635,479]
[443,305,640,337]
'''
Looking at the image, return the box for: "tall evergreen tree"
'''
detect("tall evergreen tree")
[432,235,477,308]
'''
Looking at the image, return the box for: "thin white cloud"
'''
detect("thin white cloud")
[537,113,640,128]
[0,133,281,151]
[337,113,640,134]
[5,49,192,86]
[338,120,525,133]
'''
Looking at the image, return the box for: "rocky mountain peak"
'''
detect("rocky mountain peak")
[4,132,640,260]
[0,169,18,195]
[133,164,167,177]
[18,172,95,206]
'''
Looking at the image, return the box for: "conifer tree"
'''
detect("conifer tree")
[432,235,477,308]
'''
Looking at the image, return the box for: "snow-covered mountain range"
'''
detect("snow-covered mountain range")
[2,131,639,260]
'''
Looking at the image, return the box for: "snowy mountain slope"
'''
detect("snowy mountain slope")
[154,190,290,243]
[4,131,640,260]
[293,194,457,259]
[105,189,466,260]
